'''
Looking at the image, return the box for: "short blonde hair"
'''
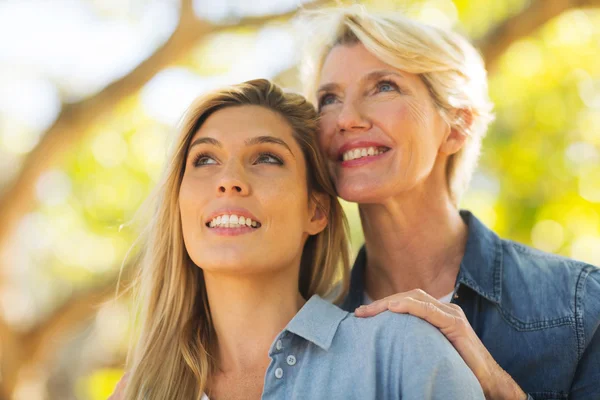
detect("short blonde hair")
[300,5,495,205]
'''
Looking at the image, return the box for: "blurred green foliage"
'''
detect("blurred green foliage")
[2,1,599,398]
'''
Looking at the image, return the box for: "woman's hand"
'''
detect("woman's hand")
[355,289,527,400]
[107,372,128,400]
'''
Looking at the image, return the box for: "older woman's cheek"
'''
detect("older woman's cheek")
[406,98,429,127]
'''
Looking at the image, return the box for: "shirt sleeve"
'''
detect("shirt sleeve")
[400,315,485,400]
[569,266,600,399]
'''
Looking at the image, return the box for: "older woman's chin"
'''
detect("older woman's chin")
[335,182,390,204]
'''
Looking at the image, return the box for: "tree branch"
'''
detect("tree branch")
[478,0,600,70]
[0,0,329,256]
[0,266,135,396]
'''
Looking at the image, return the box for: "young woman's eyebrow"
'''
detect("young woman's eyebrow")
[245,135,295,159]
[189,137,222,150]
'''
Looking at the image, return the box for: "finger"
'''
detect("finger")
[393,289,461,317]
[354,300,391,317]
[387,297,458,331]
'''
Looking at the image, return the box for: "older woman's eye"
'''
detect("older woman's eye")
[255,152,283,165]
[318,93,337,109]
[376,80,399,93]
[193,153,218,167]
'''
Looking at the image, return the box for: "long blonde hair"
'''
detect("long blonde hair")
[123,79,350,399]
[299,5,495,205]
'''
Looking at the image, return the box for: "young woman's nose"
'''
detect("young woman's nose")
[216,165,250,196]
[336,99,370,134]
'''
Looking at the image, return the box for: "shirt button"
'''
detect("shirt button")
[286,355,296,366]
[275,340,283,351]
[275,367,284,379]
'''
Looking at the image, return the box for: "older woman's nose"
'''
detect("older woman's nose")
[336,100,370,133]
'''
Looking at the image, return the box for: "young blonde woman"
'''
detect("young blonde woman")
[111,79,483,399]
[301,6,600,400]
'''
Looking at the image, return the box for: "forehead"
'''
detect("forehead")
[192,105,294,143]
[319,43,418,85]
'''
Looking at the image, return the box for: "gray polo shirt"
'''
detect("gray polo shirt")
[217,295,483,399]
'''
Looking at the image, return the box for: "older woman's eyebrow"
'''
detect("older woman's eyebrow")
[245,135,295,158]
[317,82,341,93]
[363,69,405,82]
[317,70,405,93]
[189,137,222,149]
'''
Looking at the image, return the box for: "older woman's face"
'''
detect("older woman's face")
[317,43,449,203]
[179,105,318,276]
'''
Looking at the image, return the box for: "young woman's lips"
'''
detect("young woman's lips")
[205,209,262,236]
[209,226,257,236]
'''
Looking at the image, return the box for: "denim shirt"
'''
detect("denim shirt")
[248,295,484,399]
[341,210,600,400]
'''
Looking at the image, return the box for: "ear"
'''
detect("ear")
[440,108,472,156]
[306,192,329,236]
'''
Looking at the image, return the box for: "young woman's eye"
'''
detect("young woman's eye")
[192,153,218,167]
[318,93,337,109]
[255,152,283,165]
[376,80,399,93]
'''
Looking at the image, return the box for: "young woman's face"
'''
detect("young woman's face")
[179,105,319,276]
[317,43,449,203]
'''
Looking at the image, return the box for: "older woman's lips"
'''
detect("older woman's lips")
[339,146,390,168]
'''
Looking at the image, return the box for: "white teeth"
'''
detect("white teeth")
[342,147,385,161]
[208,214,260,229]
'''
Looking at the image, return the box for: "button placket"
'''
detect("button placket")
[274,367,284,379]
[286,355,296,366]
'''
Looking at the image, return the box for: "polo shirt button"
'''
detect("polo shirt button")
[286,355,296,366]
[275,340,283,351]
[275,367,284,379]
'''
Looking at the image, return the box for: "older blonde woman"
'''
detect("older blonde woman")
[302,6,600,400]
[110,79,483,399]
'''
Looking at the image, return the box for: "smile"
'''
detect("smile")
[340,146,389,161]
[206,214,262,229]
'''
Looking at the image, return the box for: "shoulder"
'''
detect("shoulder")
[499,238,600,336]
[338,310,456,353]
[501,238,598,295]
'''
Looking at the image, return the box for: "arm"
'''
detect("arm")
[401,315,485,399]
[357,289,527,400]
[570,267,600,399]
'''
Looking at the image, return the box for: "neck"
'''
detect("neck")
[204,268,305,375]
[359,173,468,301]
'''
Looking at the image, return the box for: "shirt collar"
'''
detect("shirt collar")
[284,295,349,351]
[343,210,503,309]
[456,210,503,304]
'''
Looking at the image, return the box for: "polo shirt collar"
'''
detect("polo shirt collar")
[285,295,349,351]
